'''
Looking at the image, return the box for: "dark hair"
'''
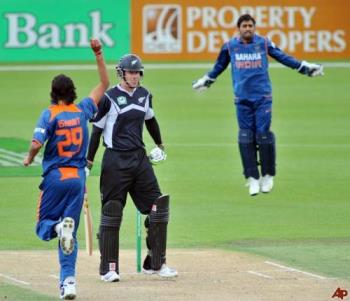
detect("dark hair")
[237,14,256,28]
[50,74,77,104]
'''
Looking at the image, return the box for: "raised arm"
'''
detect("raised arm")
[267,38,324,77]
[192,42,230,91]
[207,42,231,79]
[89,39,110,105]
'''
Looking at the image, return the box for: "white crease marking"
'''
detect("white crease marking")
[265,261,327,280]
[0,273,30,285]
[247,270,273,279]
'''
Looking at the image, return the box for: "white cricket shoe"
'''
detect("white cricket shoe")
[56,217,75,255]
[143,264,178,278]
[60,276,76,300]
[261,175,274,193]
[100,271,120,282]
[246,177,260,196]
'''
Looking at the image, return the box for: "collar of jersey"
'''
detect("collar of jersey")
[117,84,137,97]
[238,34,256,44]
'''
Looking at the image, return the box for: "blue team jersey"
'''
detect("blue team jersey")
[32,97,97,175]
[208,34,301,101]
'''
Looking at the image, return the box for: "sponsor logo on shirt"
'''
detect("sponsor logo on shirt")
[235,53,262,61]
[235,52,262,69]
[138,97,145,103]
[117,96,127,105]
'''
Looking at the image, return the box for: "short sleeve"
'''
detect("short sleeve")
[32,109,51,145]
[77,97,98,120]
[92,94,111,128]
[145,93,155,120]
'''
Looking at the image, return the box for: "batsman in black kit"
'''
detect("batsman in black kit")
[86,54,177,282]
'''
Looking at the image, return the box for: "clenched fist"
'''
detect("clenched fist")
[90,39,102,56]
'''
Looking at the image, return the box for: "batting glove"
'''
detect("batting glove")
[192,74,215,91]
[149,147,167,165]
[298,61,324,77]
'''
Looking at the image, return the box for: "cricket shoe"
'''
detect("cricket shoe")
[56,217,75,255]
[246,177,260,196]
[143,264,178,278]
[100,271,120,282]
[60,276,76,300]
[261,175,274,193]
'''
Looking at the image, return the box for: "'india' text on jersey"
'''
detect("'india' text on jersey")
[208,34,301,101]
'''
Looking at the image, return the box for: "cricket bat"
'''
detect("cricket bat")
[83,190,93,256]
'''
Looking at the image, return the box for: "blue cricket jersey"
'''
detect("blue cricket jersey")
[207,34,302,101]
[32,97,97,175]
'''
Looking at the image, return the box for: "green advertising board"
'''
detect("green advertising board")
[0,0,130,62]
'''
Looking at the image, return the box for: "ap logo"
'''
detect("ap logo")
[142,4,182,53]
[332,287,348,300]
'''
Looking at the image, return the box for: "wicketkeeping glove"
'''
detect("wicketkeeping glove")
[149,147,167,165]
[192,74,215,91]
[298,60,324,77]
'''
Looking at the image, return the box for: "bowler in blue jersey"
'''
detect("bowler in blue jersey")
[23,39,109,300]
[193,14,324,196]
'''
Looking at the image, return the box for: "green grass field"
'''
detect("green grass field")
[0,63,349,291]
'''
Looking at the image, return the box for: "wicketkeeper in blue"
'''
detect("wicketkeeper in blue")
[192,14,324,196]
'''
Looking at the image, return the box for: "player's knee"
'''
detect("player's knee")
[256,131,275,145]
[149,195,169,223]
[238,129,255,144]
[101,199,123,229]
